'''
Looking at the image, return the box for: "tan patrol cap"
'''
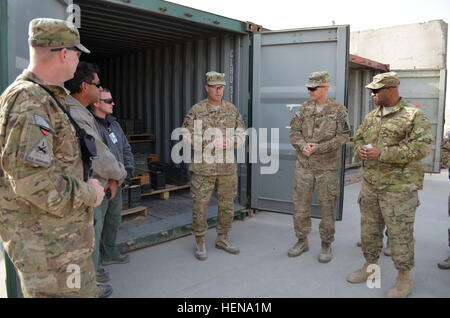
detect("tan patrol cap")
[366,71,400,89]
[206,71,226,86]
[28,18,90,54]
[305,71,330,88]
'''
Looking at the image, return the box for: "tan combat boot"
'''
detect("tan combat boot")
[195,236,207,260]
[346,263,376,283]
[386,271,414,298]
[383,238,392,257]
[287,238,309,257]
[318,241,332,263]
[215,233,240,254]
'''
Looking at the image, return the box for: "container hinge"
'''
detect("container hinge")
[245,21,263,33]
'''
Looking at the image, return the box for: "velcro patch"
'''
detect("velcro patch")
[34,113,55,134]
[25,136,51,167]
[294,111,303,118]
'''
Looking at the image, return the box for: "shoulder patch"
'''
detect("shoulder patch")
[33,113,55,134]
[25,136,52,167]
[185,113,194,120]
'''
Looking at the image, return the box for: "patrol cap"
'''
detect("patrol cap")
[366,71,400,89]
[28,18,90,54]
[206,71,226,86]
[305,71,330,88]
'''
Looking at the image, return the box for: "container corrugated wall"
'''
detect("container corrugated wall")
[345,67,379,168]
[96,34,250,202]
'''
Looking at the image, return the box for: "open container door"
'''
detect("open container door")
[251,25,350,220]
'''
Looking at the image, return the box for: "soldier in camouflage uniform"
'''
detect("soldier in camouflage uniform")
[437,132,450,269]
[0,19,105,297]
[289,72,350,263]
[346,72,432,298]
[182,72,246,260]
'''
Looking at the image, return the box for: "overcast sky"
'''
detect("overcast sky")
[168,0,449,32]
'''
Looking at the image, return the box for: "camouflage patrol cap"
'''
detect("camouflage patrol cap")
[366,71,400,89]
[305,71,330,88]
[206,71,226,86]
[28,18,90,54]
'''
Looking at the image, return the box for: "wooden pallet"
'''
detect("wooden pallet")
[127,134,155,143]
[122,205,148,217]
[131,173,150,186]
[141,184,190,200]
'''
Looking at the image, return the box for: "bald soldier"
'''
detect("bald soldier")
[182,72,246,260]
[289,72,350,263]
[0,18,104,297]
[346,72,432,298]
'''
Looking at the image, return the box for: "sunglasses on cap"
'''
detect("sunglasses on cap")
[307,86,327,92]
[100,98,114,104]
[50,47,82,58]
[370,86,396,94]
[85,81,102,88]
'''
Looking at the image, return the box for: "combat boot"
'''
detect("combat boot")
[437,256,450,270]
[346,263,376,283]
[318,241,332,263]
[194,236,207,260]
[386,271,414,298]
[215,233,240,254]
[287,238,309,257]
[383,238,392,256]
[96,283,113,298]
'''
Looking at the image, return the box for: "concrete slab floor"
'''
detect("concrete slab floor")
[104,171,450,298]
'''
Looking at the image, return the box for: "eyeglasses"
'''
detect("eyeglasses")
[100,98,114,104]
[85,81,102,88]
[307,86,327,92]
[50,47,82,58]
[370,86,396,94]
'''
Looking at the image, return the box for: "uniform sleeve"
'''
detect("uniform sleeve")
[71,109,127,182]
[289,113,307,152]
[231,109,246,150]
[182,107,202,149]
[119,124,135,174]
[316,109,350,154]
[353,120,366,161]
[440,138,450,167]
[379,111,433,164]
[2,109,96,218]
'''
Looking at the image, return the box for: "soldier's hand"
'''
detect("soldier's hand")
[87,178,105,207]
[360,146,381,161]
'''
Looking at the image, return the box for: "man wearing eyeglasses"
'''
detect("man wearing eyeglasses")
[65,62,128,298]
[89,88,134,267]
[0,18,106,297]
[346,72,432,298]
[289,72,350,263]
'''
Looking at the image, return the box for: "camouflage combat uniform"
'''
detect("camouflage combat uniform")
[290,98,350,243]
[0,70,98,297]
[182,99,245,237]
[354,99,432,271]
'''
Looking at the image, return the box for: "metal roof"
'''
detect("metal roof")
[75,0,247,59]
[349,54,390,71]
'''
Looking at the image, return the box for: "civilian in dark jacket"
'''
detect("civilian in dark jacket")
[89,88,134,265]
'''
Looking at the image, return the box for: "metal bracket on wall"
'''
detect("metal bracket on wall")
[245,21,263,33]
